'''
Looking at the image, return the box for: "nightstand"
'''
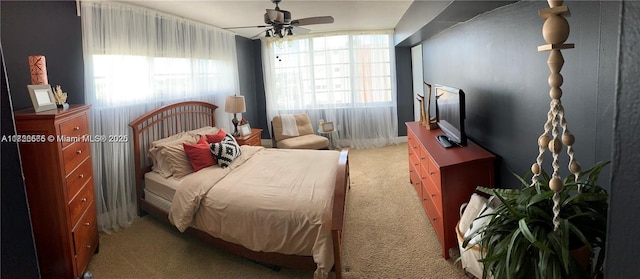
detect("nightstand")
[234,128,263,146]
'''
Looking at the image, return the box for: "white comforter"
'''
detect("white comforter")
[168,146,339,278]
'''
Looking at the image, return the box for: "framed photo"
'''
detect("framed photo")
[27,84,57,112]
[321,121,334,132]
[239,124,251,136]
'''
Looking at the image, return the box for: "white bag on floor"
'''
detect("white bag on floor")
[457,193,487,279]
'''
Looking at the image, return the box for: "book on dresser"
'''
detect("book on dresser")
[406,122,495,259]
[14,104,99,278]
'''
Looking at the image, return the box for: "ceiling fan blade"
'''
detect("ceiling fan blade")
[223,25,269,30]
[291,26,310,35]
[291,16,334,26]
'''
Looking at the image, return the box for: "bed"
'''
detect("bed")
[128,101,349,279]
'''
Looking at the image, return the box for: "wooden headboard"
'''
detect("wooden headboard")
[128,101,218,214]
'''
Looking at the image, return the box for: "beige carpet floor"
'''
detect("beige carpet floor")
[87,143,469,278]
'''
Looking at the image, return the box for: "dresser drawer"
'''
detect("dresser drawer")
[422,179,442,216]
[63,140,91,174]
[69,179,95,227]
[59,115,89,148]
[423,197,444,244]
[66,158,93,201]
[426,156,441,186]
[72,204,98,275]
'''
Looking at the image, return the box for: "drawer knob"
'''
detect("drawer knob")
[73,126,80,131]
[84,222,91,226]
[87,245,92,249]
[81,198,87,202]
[430,171,435,175]
[431,194,436,197]
[76,149,82,154]
[432,218,437,221]
[79,174,84,178]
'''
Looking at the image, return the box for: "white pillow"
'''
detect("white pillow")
[464,204,495,247]
[187,126,219,138]
[148,132,197,178]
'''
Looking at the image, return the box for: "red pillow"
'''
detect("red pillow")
[205,129,227,143]
[183,136,216,172]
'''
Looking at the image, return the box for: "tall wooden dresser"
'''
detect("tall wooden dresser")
[406,122,495,259]
[14,104,99,278]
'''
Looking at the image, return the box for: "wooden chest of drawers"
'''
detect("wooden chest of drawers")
[14,104,99,278]
[233,128,263,146]
[406,122,495,259]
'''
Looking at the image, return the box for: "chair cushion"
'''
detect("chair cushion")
[277,134,328,150]
[272,113,315,142]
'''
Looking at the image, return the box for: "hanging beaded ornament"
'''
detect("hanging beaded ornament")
[531,0,578,232]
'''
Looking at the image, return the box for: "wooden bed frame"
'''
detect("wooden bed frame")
[128,101,350,278]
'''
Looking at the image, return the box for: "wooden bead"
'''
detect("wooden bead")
[547,0,563,8]
[547,50,565,73]
[550,87,563,99]
[531,163,541,174]
[548,73,563,88]
[562,132,575,146]
[548,138,562,153]
[549,177,563,192]
[543,15,570,44]
[539,134,551,148]
[570,161,581,173]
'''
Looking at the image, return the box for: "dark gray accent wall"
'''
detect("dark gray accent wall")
[418,1,617,188]
[1,1,84,110]
[395,46,413,136]
[1,45,40,279]
[251,40,270,139]
[235,36,259,134]
[606,1,640,277]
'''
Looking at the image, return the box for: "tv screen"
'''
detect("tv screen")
[435,84,466,147]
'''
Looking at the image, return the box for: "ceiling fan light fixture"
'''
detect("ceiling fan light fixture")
[287,27,294,36]
[266,29,272,37]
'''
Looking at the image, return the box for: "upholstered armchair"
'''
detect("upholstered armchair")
[271,113,329,150]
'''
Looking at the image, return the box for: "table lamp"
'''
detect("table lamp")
[225,95,246,136]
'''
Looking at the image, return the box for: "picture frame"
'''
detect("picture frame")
[321,121,334,132]
[27,84,57,112]
[238,124,251,136]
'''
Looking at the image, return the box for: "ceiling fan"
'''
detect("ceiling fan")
[224,0,334,38]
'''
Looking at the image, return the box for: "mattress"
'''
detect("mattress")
[144,171,182,202]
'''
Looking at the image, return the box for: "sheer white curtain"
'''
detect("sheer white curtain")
[81,1,239,232]
[262,31,398,149]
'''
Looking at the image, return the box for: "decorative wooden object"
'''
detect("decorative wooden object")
[406,122,495,258]
[13,104,99,278]
[233,128,263,146]
[532,0,578,231]
[422,82,438,130]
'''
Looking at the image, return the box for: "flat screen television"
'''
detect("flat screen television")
[434,84,467,147]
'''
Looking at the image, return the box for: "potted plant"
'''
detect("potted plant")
[463,161,609,279]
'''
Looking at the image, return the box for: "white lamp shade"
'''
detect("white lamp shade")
[225,95,246,113]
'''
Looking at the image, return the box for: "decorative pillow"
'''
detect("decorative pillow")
[205,129,227,144]
[183,136,217,172]
[149,132,197,178]
[210,134,242,169]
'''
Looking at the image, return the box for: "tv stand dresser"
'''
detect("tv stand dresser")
[406,122,495,258]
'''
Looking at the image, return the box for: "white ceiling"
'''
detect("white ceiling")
[121,0,414,39]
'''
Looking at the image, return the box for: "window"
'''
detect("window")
[268,33,393,109]
[92,55,232,106]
